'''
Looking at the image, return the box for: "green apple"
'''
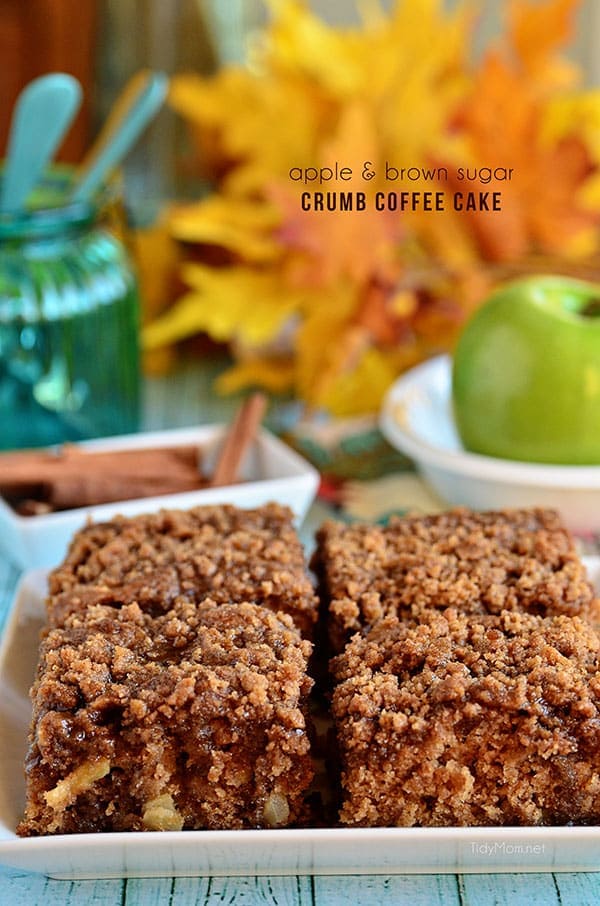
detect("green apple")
[452,275,600,464]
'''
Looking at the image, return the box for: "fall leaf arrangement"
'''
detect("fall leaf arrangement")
[143,0,600,416]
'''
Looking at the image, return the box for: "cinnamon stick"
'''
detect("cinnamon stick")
[209,393,267,487]
[0,445,201,491]
[47,473,205,509]
[0,395,268,512]
[0,444,205,512]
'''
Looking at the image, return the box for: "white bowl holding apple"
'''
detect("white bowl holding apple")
[380,354,600,533]
[380,275,600,532]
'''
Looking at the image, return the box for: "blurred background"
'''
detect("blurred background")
[3,0,600,446]
[1,0,598,208]
[2,0,600,506]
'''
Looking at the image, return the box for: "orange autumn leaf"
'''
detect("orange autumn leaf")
[527,134,596,253]
[444,52,533,262]
[508,0,580,88]
[354,282,417,347]
[454,0,599,262]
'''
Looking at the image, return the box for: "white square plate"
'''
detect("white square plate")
[0,425,320,570]
[1,563,600,879]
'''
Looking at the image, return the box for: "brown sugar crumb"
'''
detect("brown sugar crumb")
[331,607,600,827]
[47,502,318,638]
[314,507,600,651]
[17,600,314,835]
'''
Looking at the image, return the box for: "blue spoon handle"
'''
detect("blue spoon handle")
[70,72,168,204]
[1,73,82,212]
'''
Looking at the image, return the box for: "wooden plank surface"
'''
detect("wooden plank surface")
[7,871,600,905]
[313,875,461,904]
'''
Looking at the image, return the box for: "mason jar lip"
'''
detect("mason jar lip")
[0,164,115,241]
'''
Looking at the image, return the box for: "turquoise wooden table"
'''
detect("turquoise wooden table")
[1,364,600,906]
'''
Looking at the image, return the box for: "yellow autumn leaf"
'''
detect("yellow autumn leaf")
[294,281,366,407]
[143,264,303,350]
[262,0,363,96]
[170,69,322,193]
[376,0,472,162]
[168,196,282,263]
[134,216,181,321]
[317,345,401,416]
[216,357,295,395]
[134,216,182,374]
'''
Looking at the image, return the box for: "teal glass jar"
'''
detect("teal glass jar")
[0,174,140,449]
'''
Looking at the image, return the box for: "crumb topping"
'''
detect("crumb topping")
[48,503,318,637]
[20,504,600,834]
[331,608,600,826]
[314,508,599,650]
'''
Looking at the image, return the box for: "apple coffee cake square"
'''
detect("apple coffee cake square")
[313,507,599,652]
[47,502,319,638]
[331,607,600,826]
[18,599,314,835]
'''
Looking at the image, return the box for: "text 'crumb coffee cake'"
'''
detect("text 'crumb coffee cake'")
[18,503,317,835]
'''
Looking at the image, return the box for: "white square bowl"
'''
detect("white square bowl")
[0,425,320,570]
